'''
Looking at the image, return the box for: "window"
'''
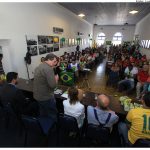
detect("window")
[112,32,123,45]
[97,33,106,45]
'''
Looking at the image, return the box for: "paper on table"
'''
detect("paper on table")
[83,68,91,71]
[61,93,68,98]
[54,89,62,94]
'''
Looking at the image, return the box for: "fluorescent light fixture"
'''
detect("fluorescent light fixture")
[78,13,85,17]
[129,10,138,14]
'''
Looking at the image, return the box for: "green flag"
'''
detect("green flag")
[60,71,74,86]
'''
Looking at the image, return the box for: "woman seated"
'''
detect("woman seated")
[63,87,85,128]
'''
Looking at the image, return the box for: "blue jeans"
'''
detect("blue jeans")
[38,97,58,122]
[142,82,150,93]
[118,79,134,93]
[118,122,132,147]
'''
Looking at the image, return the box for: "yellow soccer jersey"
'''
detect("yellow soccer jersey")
[126,108,150,144]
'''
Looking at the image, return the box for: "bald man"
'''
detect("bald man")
[87,94,119,129]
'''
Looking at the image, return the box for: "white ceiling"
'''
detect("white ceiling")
[59,3,150,25]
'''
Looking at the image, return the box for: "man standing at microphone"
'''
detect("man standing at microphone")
[33,53,59,122]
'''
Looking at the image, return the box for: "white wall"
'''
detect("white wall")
[93,25,135,42]
[0,3,92,79]
[135,13,150,59]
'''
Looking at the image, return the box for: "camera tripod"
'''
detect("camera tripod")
[80,71,91,90]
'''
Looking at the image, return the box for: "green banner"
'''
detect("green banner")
[60,71,74,86]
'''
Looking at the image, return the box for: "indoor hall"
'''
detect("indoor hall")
[0,1,150,147]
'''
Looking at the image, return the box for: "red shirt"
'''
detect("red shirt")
[138,71,149,82]
[135,59,139,65]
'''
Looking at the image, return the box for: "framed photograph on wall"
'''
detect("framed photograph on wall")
[47,44,53,53]
[47,36,53,44]
[69,38,72,47]
[53,36,59,44]
[60,37,65,48]
[74,39,77,46]
[72,39,75,46]
[60,40,63,48]
[65,38,68,47]
[38,45,47,55]
[82,39,84,45]
[38,35,47,44]
[26,35,38,56]
[26,35,37,45]
[53,44,59,51]
[27,45,38,56]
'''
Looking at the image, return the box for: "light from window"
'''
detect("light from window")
[112,32,122,45]
[97,32,106,46]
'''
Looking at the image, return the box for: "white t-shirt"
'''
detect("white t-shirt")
[70,63,78,71]
[124,66,138,81]
[63,99,85,128]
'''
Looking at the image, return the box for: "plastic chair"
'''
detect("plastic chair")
[85,123,110,146]
[58,113,80,147]
[133,139,150,147]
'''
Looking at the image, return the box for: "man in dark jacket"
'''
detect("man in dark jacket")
[0,72,39,116]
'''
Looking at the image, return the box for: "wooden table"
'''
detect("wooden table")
[17,78,126,116]
[55,85,126,116]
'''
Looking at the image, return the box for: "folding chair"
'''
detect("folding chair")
[58,113,80,147]
[86,124,110,146]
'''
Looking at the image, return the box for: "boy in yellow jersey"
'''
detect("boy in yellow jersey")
[118,92,150,146]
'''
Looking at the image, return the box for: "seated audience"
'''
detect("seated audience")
[118,62,138,94]
[141,55,147,63]
[118,92,150,146]
[142,76,150,94]
[79,57,86,71]
[87,94,119,131]
[68,59,80,77]
[60,61,67,71]
[63,87,85,128]
[107,62,120,87]
[136,64,149,99]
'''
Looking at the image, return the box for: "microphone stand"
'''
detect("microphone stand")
[24,58,30,83]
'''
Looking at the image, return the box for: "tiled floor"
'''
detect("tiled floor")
[77,59,136,101]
